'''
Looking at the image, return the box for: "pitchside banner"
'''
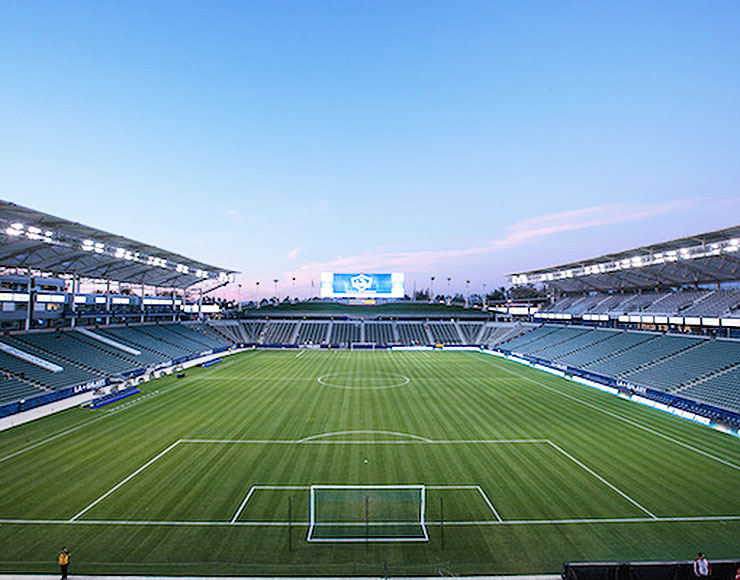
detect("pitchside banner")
[320,273,405,298]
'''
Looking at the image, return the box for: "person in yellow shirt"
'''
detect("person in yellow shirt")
[57,547,70,579]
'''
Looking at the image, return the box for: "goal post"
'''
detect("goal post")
[350,342,377,351]
[307,485,428,542]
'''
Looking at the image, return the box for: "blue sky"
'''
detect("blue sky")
[1,1,739,299]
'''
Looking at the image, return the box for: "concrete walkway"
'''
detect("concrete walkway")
[0,574,560,580]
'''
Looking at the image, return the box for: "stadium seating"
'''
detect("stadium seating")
[583,334,701,377]
[525,327,595,357]
[427,322,462,344]
[178,323,231,349]
[11,332,135,375]
[329,322,361,344]
[261,321,298,344]
[203,321,244,343]
[680,366,740,412]
[543,289,740,318]
[458,322,484,343]
[295,322,329,345]
[0,373,47,404]
[395,322,429,345]
[94,327,175,364]
[364,322,395,345]
[553,330,654,367]
[479,323,535,347]
[239,321,267,343]
[624,338,739,392]
[680,289,740,317]
[498,325,561,352]
[641,290,708,314]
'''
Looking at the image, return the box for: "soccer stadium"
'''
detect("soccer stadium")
[3,3,740,579]
[0,200,739,578]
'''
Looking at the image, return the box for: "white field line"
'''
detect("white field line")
[298,430,433,443]
[546,440,657,519]
[0,386,183,464]
[3,514,740,527]
[180,437,546,445]
[476,485,503,522]
[68,439,182,522]
[473,353,740,472]
[182,439,299,444]
[0,415,111,464]
[230,485,311,524]
[296,350,306,358]
[230,487,256,523]
[0,351,266,464]
[426,485,482,489]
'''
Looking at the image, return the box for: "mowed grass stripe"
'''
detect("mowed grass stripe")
[0,349,739,577]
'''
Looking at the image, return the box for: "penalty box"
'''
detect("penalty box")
[71,438,654,524]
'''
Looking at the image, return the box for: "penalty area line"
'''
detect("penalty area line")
[68,439,182,522]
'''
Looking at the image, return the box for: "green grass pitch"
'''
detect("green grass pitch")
[1,349,739,576]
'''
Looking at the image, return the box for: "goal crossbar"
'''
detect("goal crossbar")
[350,342,377,350]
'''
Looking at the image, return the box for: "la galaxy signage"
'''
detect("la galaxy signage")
[321,272,405,298]
[350,273,373,293]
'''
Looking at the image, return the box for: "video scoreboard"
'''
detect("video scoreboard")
[320,272,405,299]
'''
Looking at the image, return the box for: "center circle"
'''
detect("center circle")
[316,372,410,390]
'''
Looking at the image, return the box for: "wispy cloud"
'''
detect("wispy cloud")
[287,246,301,260]
[224,209,242,224]
[278,198,699,280]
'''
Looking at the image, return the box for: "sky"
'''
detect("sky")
[1,1,739,300]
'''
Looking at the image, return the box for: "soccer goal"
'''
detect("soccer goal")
[350,342,377,351]
[307,485,428,542]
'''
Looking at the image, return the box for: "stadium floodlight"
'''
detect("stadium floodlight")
[5,226,22,236]
[307,485,428,543]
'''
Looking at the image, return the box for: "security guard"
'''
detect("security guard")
[57,547,70,579]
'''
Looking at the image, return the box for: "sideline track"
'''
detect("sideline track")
[0,573,560,580]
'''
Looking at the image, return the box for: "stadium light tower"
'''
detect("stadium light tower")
[292,277,296,303]
[430,276,435,303]
[483,283,487,309]
[465,280,470,309]
[446,277,451,306]
[256,281,260,308]
[273,279,279,303]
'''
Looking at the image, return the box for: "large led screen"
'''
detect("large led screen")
[320,272,405,298]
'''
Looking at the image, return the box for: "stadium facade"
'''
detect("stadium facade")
[0,201,739,437]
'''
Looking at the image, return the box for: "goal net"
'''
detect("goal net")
[350,342,377,351]
[307,485,428,542]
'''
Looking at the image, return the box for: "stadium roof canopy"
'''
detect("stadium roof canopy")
[0,200,237,289]
[510,225,740,293]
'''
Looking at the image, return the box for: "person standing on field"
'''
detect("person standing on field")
[693,553,710,579]
[58,547,70,580]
